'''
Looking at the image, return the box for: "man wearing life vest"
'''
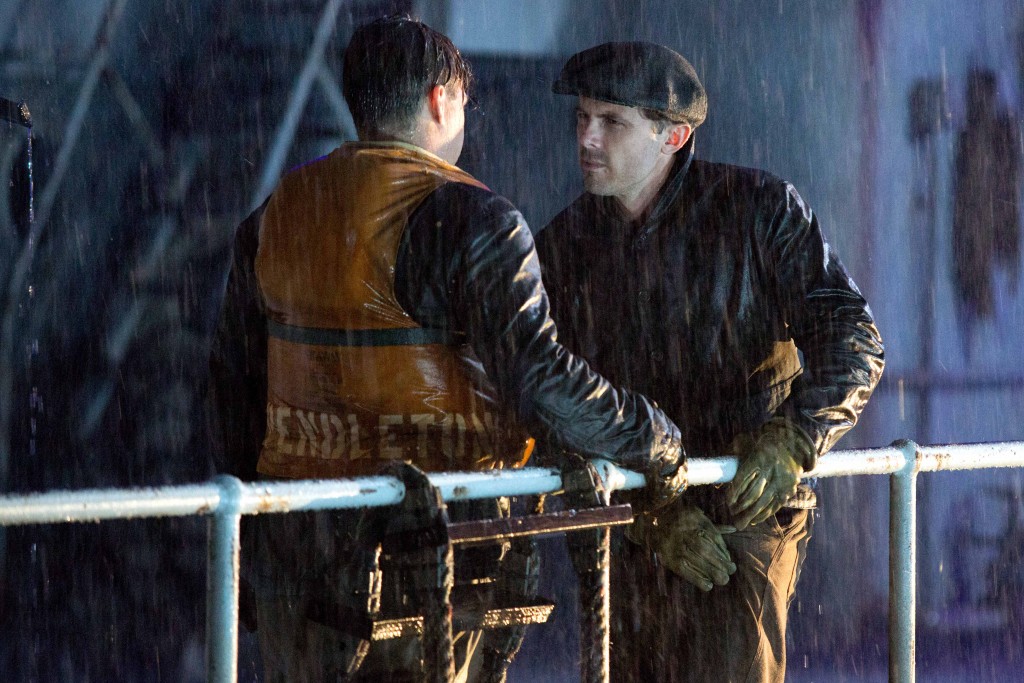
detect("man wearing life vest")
[208,16,687,681]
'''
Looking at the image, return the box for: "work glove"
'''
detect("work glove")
[633,444,688,514]
[626,503,736,591]
[726,417,815,530]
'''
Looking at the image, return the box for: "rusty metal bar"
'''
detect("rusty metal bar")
[370,602,555,641]
[448,504,633,546]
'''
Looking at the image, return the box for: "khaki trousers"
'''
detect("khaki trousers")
[611,507,813,683]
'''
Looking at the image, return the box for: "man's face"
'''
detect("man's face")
[437,81,467,164]
[575,96,675,204]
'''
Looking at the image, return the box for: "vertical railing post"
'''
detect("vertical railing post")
[889,440,919,683]
[208,475,244,683]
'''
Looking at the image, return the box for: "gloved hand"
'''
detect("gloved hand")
[626,503,736,591]
[639,449,688,513]
[726,418,815,530]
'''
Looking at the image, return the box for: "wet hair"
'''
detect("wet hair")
[342,15,472,138]
[639,107,689,133]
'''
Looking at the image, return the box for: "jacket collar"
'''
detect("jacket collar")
[345,139,451,165]
[637,135,695,239]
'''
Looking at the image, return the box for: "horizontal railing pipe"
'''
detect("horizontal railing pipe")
[807,446,908,478]
[5,444,1024,526]
[0,483,222,525]
[3,441,1024,683]
[915,441,1024,472]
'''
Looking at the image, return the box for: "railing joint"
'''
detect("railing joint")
[890,438,922,478]
[211,474,245,519]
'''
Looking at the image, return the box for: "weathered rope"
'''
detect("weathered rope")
[382,462,456,683]
[563,457,612,683]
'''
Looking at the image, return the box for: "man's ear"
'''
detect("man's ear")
[663,124,692,153]
[427,84,447,125]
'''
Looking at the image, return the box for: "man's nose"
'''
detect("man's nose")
[578,121,601,148]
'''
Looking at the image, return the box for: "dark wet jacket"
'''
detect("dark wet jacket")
[536,142,884,509]
[208,141,682,482]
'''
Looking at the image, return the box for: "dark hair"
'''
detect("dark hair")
[639,107,689,133]
[343,16,472,138]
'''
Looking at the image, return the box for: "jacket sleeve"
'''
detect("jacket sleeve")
[765,182,885,464]
[398,183,682,471]
[206,204,268,481]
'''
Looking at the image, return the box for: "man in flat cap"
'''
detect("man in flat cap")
[536,41,885,682]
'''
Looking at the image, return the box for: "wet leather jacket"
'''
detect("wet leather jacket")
[536,141,884,506]
[208,141,683,481]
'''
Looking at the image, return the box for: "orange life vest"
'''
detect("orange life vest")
[254,142,533,478]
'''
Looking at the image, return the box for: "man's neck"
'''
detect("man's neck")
[356,133,452,165]
[614,157,676,223]
[361,125,432,153]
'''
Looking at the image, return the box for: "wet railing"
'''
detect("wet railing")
[1,440,1023,683]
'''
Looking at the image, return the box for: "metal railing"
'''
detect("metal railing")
[2,440,1023,683]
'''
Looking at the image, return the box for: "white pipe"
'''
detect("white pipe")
[4,443,1024,527]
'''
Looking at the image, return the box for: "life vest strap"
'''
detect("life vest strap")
[268,319,465,347]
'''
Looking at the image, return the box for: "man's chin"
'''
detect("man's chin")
[582,177,613,196]
[585,181,614,194]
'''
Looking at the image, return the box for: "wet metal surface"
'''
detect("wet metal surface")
[448,504,633,546]
[4,445,1024,526]
[371,602,555,641]
[3,444,1024,683]
[890,441,919,683]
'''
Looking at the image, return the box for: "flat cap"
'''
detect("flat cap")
[553,41,707,127]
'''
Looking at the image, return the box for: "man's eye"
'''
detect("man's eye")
[608,119,623,127]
